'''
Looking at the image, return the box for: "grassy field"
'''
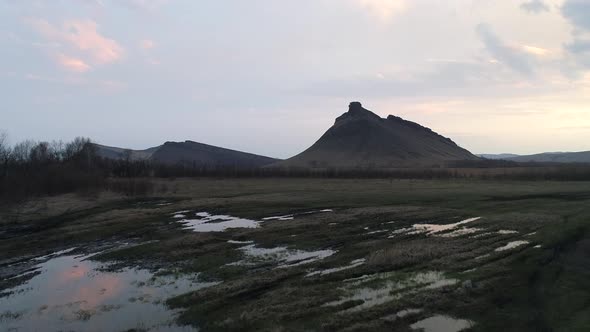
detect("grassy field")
[1,178,590,331]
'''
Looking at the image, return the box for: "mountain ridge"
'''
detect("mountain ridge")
[93,140,279,168]
[272,102,479,169]
[481,151,590,163]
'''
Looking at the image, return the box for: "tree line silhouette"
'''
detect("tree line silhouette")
[1,134,590,202]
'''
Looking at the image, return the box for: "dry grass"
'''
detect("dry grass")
[366,240,453,269]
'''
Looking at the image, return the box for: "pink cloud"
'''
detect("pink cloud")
[62,20,123,64]
[56,53,92,72]
[26,18,124,69]
[140,39,155,50]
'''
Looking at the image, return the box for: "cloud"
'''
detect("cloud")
[56,54,91,72]
[140,39,155,50]
[355,0,406,22]
[520,45,549,56]
[520,0,550,14]
[26,18,123,71]
[566,39,590,54]
[476,24,534,77]
[119,0,169,12]
[562,0,590,31]
[304,58,543,100]
[561,0,590,72]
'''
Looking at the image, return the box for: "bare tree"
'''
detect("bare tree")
[0,131,10,178]
[65,137,87,160]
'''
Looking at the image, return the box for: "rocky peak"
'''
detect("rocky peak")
[336,101,382,123]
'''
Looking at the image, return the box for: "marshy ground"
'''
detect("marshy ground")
[1,178,590,331]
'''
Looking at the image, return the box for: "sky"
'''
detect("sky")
[1,0,590,158]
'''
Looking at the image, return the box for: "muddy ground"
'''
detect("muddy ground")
[1,178,590,331]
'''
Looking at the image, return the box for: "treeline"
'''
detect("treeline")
[0,137,105,200]
[2,134,590,202]
[0,136,167,201]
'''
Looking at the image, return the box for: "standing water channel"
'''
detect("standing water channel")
[0,249,217,331]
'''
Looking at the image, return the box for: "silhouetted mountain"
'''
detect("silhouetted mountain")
[273,102,479,169]
[151,141,279,167]
[94,141,279,168]
[94,144,160,161]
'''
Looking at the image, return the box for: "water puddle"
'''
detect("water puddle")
[262,209,333,221]
[176,209,333,232]
[439,227,483,238]
[325,271,458,312]
[0,250,217,331]
[177,212,260,232]
[229,244,335,267]
[227,240,254,244]
[306,259,365,277]
[495,240,530,252]
[497,230,519,235]
[382,308,423,322]
[262,215,294,221]
[410,315,474,332]
[389,217,482,238]
[366,229,388,235]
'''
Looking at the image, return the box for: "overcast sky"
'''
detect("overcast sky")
[1,0,590,158]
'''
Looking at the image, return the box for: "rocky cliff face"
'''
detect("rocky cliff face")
[274,102,478,169]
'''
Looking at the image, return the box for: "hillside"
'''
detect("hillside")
[274,102,479,169]
[480,152,590,163]
[150,141,279,167]
[93,141,279,168]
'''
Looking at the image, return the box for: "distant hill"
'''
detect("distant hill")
[150,141,279,167]
[508,152,590,163]
[93,141,279,168]
[479,153,520,160]
[480,152,590,163]
[272,102,479,169]
[94,144,160,161]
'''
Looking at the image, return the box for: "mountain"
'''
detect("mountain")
[273,102,479,169]
[507,151,590,163]
[94,144,160,161]
[479,153,520,160]
[150,141,279,167]
[479,152,590,163]
[94,141,279,168]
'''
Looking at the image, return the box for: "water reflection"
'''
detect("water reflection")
[389,217,482,238]
[228,244,335,267]
[177,212,260,232]
[0,251,217,331]
[495,240,530,252]
[326,271,458,312]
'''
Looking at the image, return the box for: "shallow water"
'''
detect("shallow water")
[0,251,217,331]
[230,244,335,267]
[326,271,458,311]
[262,209,333,221]
[412,217,481,235]
[495,240,530,252]
[382,308,423,322]
[178,212,260,232]
[306,259,366,277]
[497,230,519,235]
[410,315,474,332]
[389,217,481,238]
